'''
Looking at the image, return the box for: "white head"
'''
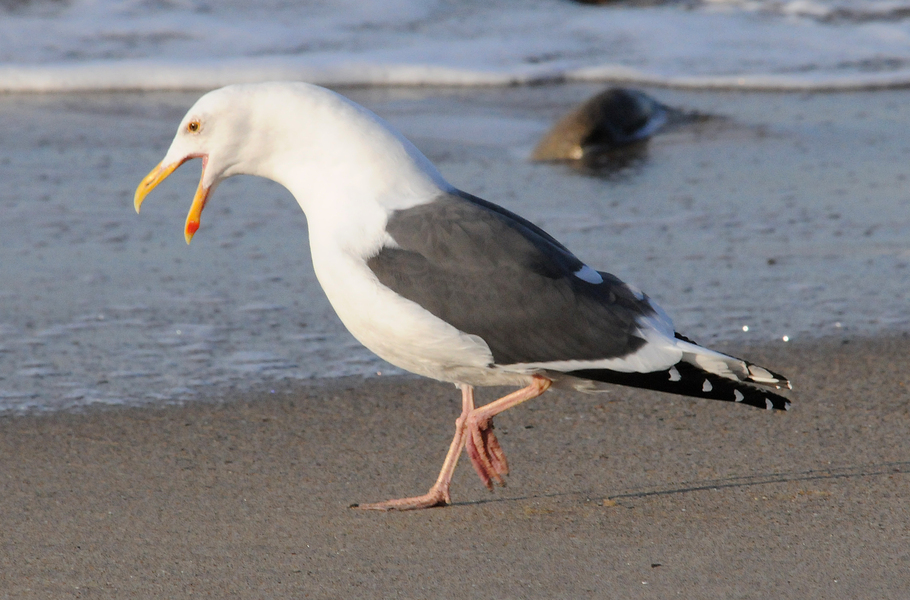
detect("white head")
[135,82,450,244]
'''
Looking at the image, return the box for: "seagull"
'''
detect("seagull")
[134,82,791,511]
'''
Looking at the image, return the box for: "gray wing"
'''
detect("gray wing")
[368,190,656,366]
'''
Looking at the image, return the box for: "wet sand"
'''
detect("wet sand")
[2,335,909,599]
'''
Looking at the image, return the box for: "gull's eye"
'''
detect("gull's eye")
[187,120,201,133]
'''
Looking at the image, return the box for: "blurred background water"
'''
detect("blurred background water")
[1,1,909,411]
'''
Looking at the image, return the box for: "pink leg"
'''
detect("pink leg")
[355,384,476,511]
[465,376,552,489]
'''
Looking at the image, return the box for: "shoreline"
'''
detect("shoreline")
[0,331,862,418]
[4,85,910,412]
[0,332,882,418]
[2,334,908,598]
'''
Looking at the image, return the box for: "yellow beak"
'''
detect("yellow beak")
[134,157,210,245]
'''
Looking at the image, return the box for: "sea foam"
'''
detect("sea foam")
[4,0,910,92]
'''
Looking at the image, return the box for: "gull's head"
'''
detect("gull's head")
[135,82,449,244]
[135,84,251,243]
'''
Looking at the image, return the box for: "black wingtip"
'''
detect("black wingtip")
[568,361,792,411]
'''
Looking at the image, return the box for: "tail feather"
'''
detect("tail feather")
[566,361,791,411]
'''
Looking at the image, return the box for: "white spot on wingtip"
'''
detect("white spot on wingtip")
[765,398,773,411]
[668,366,681,382]
[734,390,744,402]
[784,401,792,411]
[574,265,603,285]
[702,379,713,393]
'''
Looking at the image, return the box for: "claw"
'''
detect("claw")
[484,426,509,477]
[466,415,508,489]
[466,428,494,490]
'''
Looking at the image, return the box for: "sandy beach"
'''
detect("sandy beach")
[2,335,908,598]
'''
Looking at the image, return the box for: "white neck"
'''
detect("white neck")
[236,84,451,257]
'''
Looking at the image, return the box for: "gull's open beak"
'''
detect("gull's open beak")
[134,156,210,245]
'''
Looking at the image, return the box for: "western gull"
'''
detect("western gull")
[134,82,791,511]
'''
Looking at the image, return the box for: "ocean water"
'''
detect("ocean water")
[3,0,910,91]
[2,2,910,412]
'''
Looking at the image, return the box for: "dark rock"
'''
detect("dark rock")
[531,87,671,161]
